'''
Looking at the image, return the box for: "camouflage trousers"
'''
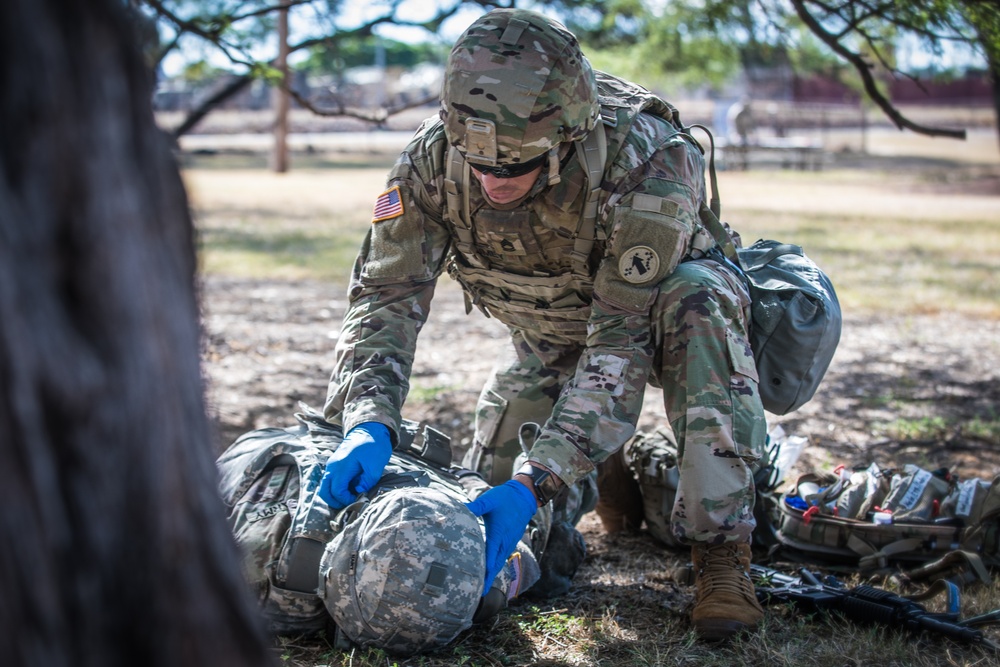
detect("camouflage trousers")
[461,257,767,544]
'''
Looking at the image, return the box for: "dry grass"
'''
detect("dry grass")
[184,129,1000,315]
[717,131,1000,317]
[270,520,1000,667]
[183,154,396,281]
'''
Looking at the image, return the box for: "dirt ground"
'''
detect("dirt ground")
[200,267,1000,563]
[201,271,1000,479]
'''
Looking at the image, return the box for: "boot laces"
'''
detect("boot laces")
[697,544,753,598]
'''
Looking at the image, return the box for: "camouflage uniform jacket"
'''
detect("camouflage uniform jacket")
[325,74,719,488]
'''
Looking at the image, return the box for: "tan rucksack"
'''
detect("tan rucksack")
[774,463,1000,575]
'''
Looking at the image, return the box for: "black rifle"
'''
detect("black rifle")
[750,564,998,650]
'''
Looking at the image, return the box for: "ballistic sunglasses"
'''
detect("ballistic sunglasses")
[469,154,546,179]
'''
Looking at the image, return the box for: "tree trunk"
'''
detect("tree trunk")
[988,52,1000,154]
[967,4,1000,154]
[272,3,291,173]
[0,2,274,666]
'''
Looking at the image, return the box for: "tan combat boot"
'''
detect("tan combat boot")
[690,542,764,641]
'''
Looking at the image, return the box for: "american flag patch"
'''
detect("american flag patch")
[371,185,404,223]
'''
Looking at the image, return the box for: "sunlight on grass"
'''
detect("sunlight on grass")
[197,220,366,281]
[874,414,1000,446]
[182,148,1000,319]
[720,169,1000,317]
[878,415,950,441]
[407,383,460,402]
[184,167,384,283]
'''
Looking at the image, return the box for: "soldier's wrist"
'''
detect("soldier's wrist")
[514,463,563,506]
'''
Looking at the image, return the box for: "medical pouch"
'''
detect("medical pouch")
[774,463,1000,574]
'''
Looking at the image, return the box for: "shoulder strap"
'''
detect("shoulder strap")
[684,123,742,264]
[569,120,607,277]
[686,123,722,219]
[444,147,488,269]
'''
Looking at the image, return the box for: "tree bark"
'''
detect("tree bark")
[981,35,1000,153]
[0,2,274,666]
[272,3,291,173]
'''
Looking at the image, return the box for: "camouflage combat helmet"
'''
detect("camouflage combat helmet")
[319,487,486,655]
[441,8,599,172]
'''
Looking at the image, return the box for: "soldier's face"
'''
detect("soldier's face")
[471,164,543,205]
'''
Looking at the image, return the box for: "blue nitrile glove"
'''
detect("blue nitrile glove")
[318,422,392,509]
[465,480,538,596]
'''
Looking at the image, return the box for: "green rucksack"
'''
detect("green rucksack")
[698,205,842,415]
[216,416,335,635]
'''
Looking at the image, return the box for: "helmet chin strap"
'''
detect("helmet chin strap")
[546,147,561,186]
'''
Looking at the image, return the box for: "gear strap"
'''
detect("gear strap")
[569,121,607,276]
[444,149,488,269]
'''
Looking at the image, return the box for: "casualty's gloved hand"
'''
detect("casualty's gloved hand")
[465,479,538,596]
[318,422,392,509]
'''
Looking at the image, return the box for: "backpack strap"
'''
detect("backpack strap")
[281,536,328,592]
[689,123,722,219]
[854,536,927,572]
[444,147,489,269]
[682,123,742,266]
[905,550,993,588]
[568,120,607,277]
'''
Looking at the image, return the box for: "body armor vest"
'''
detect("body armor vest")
[443,72,689,344]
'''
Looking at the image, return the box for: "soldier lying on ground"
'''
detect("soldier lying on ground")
[217,407,586,656]
[319,7,767,640]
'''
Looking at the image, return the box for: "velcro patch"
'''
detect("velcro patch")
[372,185,404,223]
[631,193,679,217]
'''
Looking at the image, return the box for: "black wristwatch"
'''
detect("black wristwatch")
[515,463,563,506]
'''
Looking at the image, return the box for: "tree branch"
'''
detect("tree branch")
[168,74,253,140]
[144,0,256,68]
[150,0,494,137]
[286,88,438,124]
[792,0,967,140]
[228,0,315,24]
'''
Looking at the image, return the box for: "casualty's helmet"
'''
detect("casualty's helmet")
[441,8,600,172]
[319,487,486,655]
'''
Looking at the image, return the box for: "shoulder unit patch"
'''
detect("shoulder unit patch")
[619,245,660,284]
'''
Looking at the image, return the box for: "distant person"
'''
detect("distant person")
[727,96,756,146]
[318,8,768,641]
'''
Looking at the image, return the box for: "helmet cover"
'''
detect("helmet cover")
[441,8,599,166]
[320,487,485,655]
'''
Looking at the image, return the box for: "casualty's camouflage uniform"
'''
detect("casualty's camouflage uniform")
[325,10,767,545]
[218,408,575,648]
